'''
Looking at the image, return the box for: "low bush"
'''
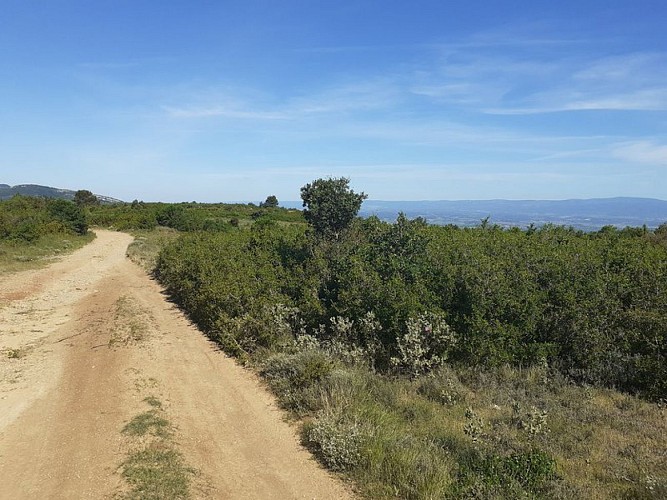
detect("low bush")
[391,312,457,376]
[305,412,364,472]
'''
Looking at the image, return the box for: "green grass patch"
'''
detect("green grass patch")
[143,396,163,409]
[122,410,171,439]
[119,442,192,500]
[125,228,180,271]
[118,396,194,499]
[0,232,95,274]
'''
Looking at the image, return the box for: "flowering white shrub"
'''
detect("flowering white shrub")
[307,412,363,471]
[391,312,456,376]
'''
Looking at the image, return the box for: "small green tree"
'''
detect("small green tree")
[48,199,88,235]
[73,189,99,206]
[261,195,279,208]
[300,177,367,239]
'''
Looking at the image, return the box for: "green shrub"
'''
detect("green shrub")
[260,349,334,414]
[48,199,87,234]
[261,349,333,388]
[13,220,41,242]
[151,212,667,498]
[456,448,559,496]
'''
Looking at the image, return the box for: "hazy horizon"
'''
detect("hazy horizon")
[4,182,667,205]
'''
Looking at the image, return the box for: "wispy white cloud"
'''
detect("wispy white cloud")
[288,79,400,114]
[81,28,667,128]
[485,87,667,114]
[612,141,667,165]
[404,28,667,115]
[163,105,289,120]
[161,77,400,122]
[483,52,667,114]
[573,53,667,83]
[565,89,667,112]
[57,25,666,202]
[410,81,507,106]
[526,148,608,162]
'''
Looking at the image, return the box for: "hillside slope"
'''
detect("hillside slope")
[0,183,122,204]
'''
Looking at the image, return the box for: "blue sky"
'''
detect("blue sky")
[1,1,666,202]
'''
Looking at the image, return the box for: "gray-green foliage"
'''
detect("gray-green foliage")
[260,349,334,414]
[306,412,363,471]
[390,312,457,376]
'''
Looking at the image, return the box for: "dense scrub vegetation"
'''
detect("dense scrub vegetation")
[88,199,303,231]
[148,180,667,498]
[0,195,88,241]
[156,218,667,401]
[0,195,94,272]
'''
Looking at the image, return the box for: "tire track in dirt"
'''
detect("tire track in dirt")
[0,230,353,499]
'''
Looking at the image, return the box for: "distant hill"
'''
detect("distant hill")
[0,184,123,204]
[358,197,667,230]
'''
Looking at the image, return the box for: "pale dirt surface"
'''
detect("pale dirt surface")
[0,230,353,500]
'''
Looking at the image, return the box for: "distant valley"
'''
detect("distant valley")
[287,197,667,230]
[358,198,667,230]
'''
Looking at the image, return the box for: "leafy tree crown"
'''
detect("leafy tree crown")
[261,195,279,208]
[73,189,99,206]
[300,177,367,238]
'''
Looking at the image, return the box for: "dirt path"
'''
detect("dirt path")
[0,230,353,499]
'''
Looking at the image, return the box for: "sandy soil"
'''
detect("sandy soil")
[0,230,353,499]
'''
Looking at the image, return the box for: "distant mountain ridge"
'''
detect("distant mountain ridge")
[0,184,122,204]
[358,197,667,230]
[5,184,665,230]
